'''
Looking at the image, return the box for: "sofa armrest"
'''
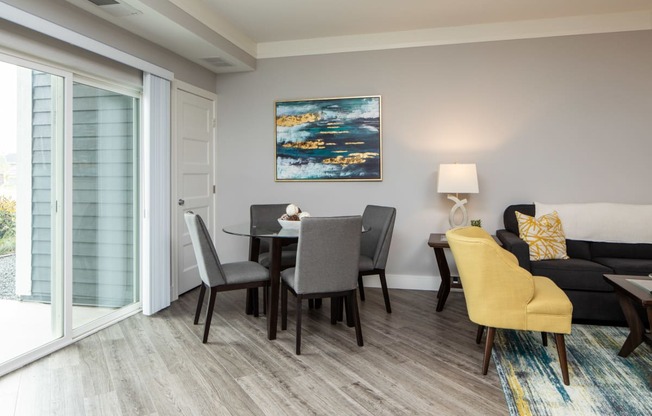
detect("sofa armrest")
[496,229,531,271]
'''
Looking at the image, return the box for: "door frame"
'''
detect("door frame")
[170,80,217,301]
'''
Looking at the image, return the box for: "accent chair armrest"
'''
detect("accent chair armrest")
[496,229,531,271]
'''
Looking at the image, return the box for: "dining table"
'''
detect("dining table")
[223,222,300,340]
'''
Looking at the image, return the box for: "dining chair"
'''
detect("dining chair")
[184,211,270,343]
[446,226,573,385]
[358,205,396,313]
[247,204,299,314]
[280,216,363,355]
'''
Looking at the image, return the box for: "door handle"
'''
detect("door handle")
[178,199,185,206]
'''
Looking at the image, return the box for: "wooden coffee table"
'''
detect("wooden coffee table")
[603,274,652,357]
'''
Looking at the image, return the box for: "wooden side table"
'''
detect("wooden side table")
[428,233,459,312]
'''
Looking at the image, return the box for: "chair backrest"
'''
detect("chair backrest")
[251,203,290,253]
[446,226,534,328]
[184,211,226,287]
[291,216,362,294]
[360,205,396,269]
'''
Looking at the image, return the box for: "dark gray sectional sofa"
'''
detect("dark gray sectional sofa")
[497,204,652,324]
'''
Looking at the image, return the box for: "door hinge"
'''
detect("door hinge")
[213,185,216,194]
[212,118,216,128]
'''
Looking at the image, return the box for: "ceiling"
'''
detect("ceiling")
[66,0,652,73]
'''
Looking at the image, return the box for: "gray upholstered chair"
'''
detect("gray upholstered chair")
[184,211,270,343]
[249,203,298,268]
[280,216,363,355]
[358,205,396,313]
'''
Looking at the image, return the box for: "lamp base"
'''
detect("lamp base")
[447,195,469,228]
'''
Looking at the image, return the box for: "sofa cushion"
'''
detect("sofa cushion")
[504,204,534,235]
[516,211,569,260]
[593,257,652,275]
[590,242,652,260]
[566,240,592,260]
[531,258,614,292]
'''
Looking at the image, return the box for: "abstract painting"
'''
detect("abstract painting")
[275,96,382,181]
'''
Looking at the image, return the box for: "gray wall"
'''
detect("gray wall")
[214,30,652,289]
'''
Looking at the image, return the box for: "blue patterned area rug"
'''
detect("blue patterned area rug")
[492,325,652,415]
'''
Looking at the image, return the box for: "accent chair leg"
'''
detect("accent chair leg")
[555,333,570,385]
[344,295,354,327]
[351,291,363,347]
[296,296,303,355]
[476,325,485,344]
[194,284,206,325]
[482,327,496,375]
[330,297,339,325]
[379,270,392,313]
[281,282,288,330]
[358,274,366,301]
[541,332,548,346]
[202,287,218,344]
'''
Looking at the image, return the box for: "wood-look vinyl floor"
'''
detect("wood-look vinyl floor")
[0,288,507,415]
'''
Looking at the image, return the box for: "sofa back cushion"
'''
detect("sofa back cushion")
[566,240,592,260]
[591,241,652,260]
[504,204,534,235]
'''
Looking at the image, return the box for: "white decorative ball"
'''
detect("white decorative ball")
[286,203,299,216]
[298,212,311,219]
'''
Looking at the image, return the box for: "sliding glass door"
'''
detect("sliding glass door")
[0,54,140,370]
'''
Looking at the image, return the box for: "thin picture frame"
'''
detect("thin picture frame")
[275,95,382,182]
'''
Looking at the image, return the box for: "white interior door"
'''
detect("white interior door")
[175,87,215,295]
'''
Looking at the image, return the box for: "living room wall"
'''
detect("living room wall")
[215,30,652,290]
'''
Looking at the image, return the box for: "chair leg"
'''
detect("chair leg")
[358,274,366,301]
[476,325,485,344]
[351,291,363,347]
[330,297,340,325]
[252,288,259,317]
[379,270,392,313]
[202,287,218,344]
[541,332,548,346]
[296,296,303,355]
[315,299,322,309]
[263,286,268,315]
[281,282,288,330]
[194,284,206,325]
[482,327,496,375]
[555,333,570,386]
[245,288,254,315]
[344,295,355,327]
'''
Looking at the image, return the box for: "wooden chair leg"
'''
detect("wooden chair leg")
[308,299,314,309]
[245,288,254,315]
[202,287,218,344]
[315,299,322,309]
[351,291,363,347]
[281,282,288,330]
[252,287,259,317]
[344,295,355,327]
[379,270,392,313]
[194,284,206,325]
[555,333,570,386]
[541,332,548,346]
[330,297,340,325]
[476,325,485,344]
[358,274,366,301]
[263,286,268,315]
[296,296,303,355]
[482,327,496,375]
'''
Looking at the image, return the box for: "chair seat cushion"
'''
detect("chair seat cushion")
[222,261,269,285]
[258,250,297,268]
[526,276,573,334]
[359,255,374,272]
[280,267,296,290]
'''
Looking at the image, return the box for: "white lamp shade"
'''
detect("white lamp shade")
[437,163,479,194]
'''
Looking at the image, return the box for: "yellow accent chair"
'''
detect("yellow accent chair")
[446,226,573,385]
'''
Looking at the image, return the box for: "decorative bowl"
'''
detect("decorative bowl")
[278,219,301,230]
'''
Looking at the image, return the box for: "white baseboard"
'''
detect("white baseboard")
[361,273,445,291]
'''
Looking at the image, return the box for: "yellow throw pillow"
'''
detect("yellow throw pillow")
[515,211,569,261]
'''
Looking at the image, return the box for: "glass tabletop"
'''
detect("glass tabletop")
[222,222,299,239]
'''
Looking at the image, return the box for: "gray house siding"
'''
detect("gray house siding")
[30,75,138,307]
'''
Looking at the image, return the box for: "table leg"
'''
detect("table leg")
[616,290,645,357]
[267,238,282,340]
[434,247,451,312]
[245,237,261,315]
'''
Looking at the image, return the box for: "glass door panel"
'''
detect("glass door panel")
[71,82,139,328]
[0,61,63,364]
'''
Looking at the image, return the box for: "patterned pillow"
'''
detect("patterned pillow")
[515,211,569,261]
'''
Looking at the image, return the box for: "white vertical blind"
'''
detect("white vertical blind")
[142,74,171,315]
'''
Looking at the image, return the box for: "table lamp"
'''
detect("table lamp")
[437,163,479,228]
